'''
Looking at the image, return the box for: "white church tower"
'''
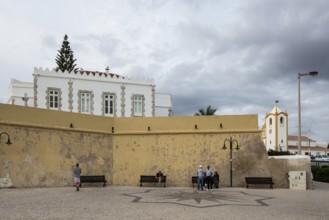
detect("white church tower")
[262,101,288,151]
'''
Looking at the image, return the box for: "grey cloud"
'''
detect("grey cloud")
[41,35,58,49]
[1,0,328,142]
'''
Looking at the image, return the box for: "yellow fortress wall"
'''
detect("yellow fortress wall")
[1,103,309,188]
[0,104,114,187]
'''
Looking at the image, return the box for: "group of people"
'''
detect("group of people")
[73,163,219,191]
[196,165,220,191]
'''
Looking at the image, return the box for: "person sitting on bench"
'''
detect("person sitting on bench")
[213,171,220,188]
[155,170,163,186]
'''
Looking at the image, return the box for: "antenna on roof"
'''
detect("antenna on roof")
[275,100,279,107]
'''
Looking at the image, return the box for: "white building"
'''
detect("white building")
[288,135,328,156]
[7,79,33,106]
[262,102,328,156]
[154,93,173,116]
[7,68,173,117]
[262,102,288,151]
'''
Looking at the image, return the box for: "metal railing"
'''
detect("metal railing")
[311,160,329,167]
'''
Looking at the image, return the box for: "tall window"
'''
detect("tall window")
[104,94,114,116]
[280,116,284,125]
[133,95,143,116]
[80,92,91,113]
[49,89,59,109]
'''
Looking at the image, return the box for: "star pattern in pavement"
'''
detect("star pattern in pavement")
[122,189,275,208]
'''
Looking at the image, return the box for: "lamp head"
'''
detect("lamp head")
[309,71,318,76]
[222,143,227,150]
[6,138,12,145]
[0,132,12,145]
[235,144,239,150]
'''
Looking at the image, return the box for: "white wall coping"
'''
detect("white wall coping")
[269,155,310,160]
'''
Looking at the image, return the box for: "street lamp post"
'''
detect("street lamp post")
[21,93,29,107]
[222,137,239,187]
[0,132,12,145]
[297,71,318,155]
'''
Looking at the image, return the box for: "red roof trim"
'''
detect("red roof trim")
[76,70,124,79]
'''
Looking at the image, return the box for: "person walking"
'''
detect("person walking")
[73,163,81,191]
[196,165,204,191]
[206,165,213,191]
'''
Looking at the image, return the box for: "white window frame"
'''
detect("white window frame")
[80,92,92,114]
[133,95,143,117]
[103,93,115,116]
[49,90,59,109]
[46,88,61,110]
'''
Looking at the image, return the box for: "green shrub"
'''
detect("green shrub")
[268,149,292,156]
[311,166,320,181]
[311,166,329,182]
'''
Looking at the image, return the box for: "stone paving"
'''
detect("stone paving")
[0,182,328,220]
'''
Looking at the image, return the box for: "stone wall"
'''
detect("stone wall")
[268,156,312,189]
[0,124,113,187]
[0,104,311,188]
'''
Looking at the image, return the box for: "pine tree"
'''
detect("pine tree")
[55,34,78,72]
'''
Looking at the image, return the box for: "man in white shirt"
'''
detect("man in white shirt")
[206,165,213,191]
[196,165,204,191]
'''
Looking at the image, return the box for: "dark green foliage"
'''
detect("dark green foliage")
[55,34,78,72]
[267,149,292,156]
[311,166,329,182]
[195,105,217,116]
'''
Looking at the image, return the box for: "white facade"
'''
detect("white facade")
[262,103,288,151]
[7,68,173,117]
[288,135,328,156]
[288,136,316,148]
[154,93,173,117]
[7,79,34,106]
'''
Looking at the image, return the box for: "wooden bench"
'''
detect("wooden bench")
[245,177,274,189]
[192,176,198,188]
[79,175,107,187]
[140,175,166,187]
[213,176,219,188]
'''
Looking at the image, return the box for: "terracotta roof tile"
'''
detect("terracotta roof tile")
[75,69,124,79]
[288,145,328,151]
[288,135,315,142]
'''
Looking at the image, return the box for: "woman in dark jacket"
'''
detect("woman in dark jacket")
[213,171,220,188]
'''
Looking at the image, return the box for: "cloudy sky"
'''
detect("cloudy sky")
[1,0,328,143]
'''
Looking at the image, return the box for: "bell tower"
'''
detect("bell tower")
[263,101,288,151]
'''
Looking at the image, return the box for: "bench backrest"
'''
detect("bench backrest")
[245,177,273,183]
[140,175,166,182]
[80,176,106,182]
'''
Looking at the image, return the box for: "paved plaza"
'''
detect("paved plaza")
[0,182,328,220]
